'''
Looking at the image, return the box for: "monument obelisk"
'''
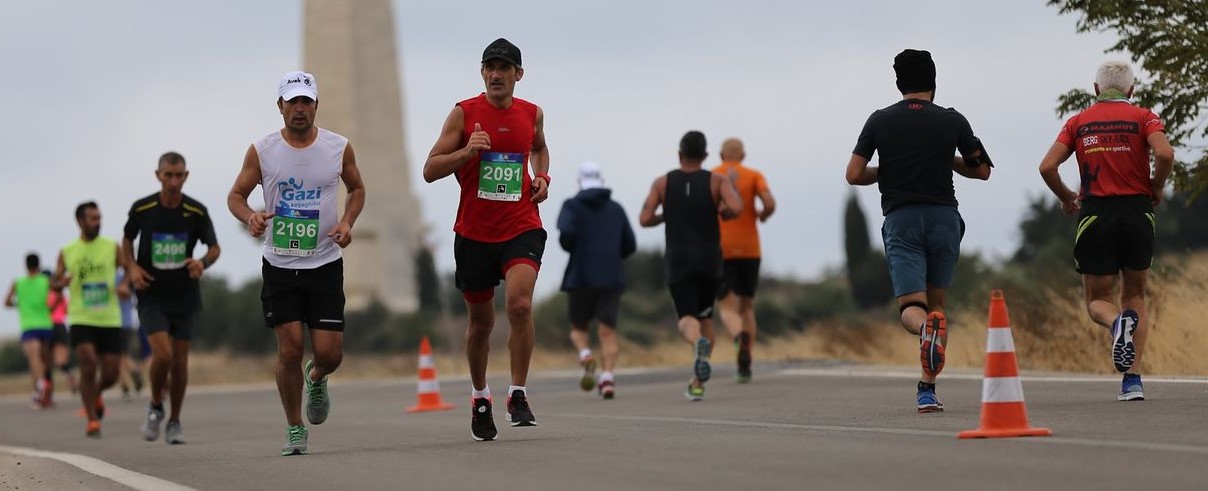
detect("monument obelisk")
[303,0,422,313]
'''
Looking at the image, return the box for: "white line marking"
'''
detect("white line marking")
[775,367,1208,384]
[557,413,1208,455]
[0,444,197,491]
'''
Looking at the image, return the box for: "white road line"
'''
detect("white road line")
[774,367,1208,384]
[557,413,1208,455]
[0,444,197,491]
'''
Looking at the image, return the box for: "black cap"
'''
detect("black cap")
[894,49,936,94]
[679,131,707,160]
[482,38,522,67]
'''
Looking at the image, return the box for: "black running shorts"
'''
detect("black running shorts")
[261,258,346,331]
[567,288,622,328]
[669,272,720,319]
[138,302,196,341]
[454,229,547,293]
[719,258,761,298]
[69,325,125,355]
[1074,196,1155,275]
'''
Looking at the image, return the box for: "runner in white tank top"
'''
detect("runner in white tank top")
[227,70,367,457]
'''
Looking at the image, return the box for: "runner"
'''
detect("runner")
[1038,60,1174,401]
[712,138,776,383]
[47,278,76,394]
[5,253,55,408]
[845,49,993,413]
[228,71,365,455]
[422,38,550,441]
[556,162,636,399]
[124,151,221,444]
[639,130,742,401]
[53,201,129,437]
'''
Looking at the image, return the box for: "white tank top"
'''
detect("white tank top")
[256,128,347,269]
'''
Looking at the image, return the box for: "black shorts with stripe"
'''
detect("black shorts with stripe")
[1074,195,1154,275]
[261,258,346,331]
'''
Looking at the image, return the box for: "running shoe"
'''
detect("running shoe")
[281,425,308,456]
[96,395,106,420]
[470,397,498,441]
[736,332,752,383]
[165,421,185,444]
[1117,373,1145,401]
[38,378,53,408]
[916,382,944,413]
[920,312,947,379]
[598,380,615,400]
[685,383,704,402]
[1112,310,1138,373]
[86,420,101,438]
[132,371,144,395]
[141,404,165,441]
[28,390,41,410]
[693,337,712,384]
[505,390,537,427]
[304,359,330,425]
[580,356,597,392]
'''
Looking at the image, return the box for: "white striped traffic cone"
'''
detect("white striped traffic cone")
[406,336,455,413]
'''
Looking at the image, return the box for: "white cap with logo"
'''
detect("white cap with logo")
[578,161,604,190]
[279,71,318,101]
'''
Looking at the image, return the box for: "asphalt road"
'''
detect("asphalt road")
[2,361,1207,491]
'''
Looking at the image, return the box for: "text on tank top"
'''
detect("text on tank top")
[64,237,121,327]
[256,128,347,269]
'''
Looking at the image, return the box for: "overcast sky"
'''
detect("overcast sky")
[0,1,1121,337]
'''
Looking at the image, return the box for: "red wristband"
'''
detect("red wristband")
[535,172,551,185]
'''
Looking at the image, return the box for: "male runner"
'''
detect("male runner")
[1038,60,1174,401]
[639,131,742,401]
[5,253,54,408]
[557,162,636,398]
[53,201,129,436]
[125,151,220,444]
[712,138,775,383]
[423,38,550,441]
[845,49,992,412]
[228,71,365,455]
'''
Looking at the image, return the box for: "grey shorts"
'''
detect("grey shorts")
[138,303,196,341]
[881,204,965,297]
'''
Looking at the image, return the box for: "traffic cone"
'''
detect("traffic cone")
[958,290,1052,439]
[406,336,455,413]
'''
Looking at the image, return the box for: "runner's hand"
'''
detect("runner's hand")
[1060,191,1080,216]
[116,281,132,300]
[531,175,549,203]
[465,123,491,157]
[184,258,205,280]
[1150,178,1165,207]
[247,211,274,238]
[328,221,353,248]
[128,263,155,290]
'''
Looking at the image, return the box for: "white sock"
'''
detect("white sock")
[508,385,526,396]
[600,371,614,383]
[471,385,491,400]
[578,348,592,362]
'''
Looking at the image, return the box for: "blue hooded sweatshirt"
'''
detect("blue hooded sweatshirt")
[557,187,637,291]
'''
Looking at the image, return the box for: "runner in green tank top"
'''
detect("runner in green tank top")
[52,201,130,438]
[5,253,55,408]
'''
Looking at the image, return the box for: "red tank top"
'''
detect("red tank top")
[453,94,543,242]
[1055,101,1165,199]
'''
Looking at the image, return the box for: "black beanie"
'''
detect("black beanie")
[894,49,936,94]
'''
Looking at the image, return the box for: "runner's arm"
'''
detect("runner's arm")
[756,183,776,223]
[557,200,577,252]
[51,253,67,290]
[3,282,14,308]
[530,108,550,203]
[845,154,878,185]
[620,207,637,258]
[338,143,366,229]
[1149,132,1175,199]
[228,144,263,224]
[714,173,743,220]
[423,106,473,183]
[1038,141,1080,214]
[639,176,666,227]
[952,153,992,180]
[115,244,131,299]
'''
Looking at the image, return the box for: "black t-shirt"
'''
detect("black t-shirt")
[852,99,984,215]
[123,193,218,313]
[663,169,722,282]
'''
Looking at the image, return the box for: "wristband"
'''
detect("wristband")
[202,257,214,269]
[535,173,551,185]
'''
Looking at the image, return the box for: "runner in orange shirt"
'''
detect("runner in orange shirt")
[713,138,775,383]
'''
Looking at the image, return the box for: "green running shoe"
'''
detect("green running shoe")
[685,383,704,402]
[304,360,330,425]
[282,425,308,456]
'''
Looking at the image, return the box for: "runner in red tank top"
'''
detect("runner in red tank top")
[1038,60,1175,402]
[423,38,550,441]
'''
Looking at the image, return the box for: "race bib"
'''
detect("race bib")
[81,282,109,309]
[477,152,525,202]
[150,232,188,269]
[272,207,319,257]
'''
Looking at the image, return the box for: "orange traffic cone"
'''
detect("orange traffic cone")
[958,290,1052,439]
[406,336,455,413]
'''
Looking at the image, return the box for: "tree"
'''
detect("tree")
[843,192,893,309]
[1049,0,1208,195]
[413,246,443,314]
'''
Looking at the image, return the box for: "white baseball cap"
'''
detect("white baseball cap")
[578,161,604,190]
[279,71,318,101]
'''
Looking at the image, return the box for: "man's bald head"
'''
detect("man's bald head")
[720,138,745,162]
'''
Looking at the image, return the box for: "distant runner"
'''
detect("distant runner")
[5,253,55,408]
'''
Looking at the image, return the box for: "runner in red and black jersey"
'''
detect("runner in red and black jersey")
[1039,60,1175,402]
[423,38,550,442]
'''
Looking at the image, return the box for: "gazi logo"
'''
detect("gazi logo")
[276,177,321,210]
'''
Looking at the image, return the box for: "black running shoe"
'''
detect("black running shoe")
[470,397,497,441]
[505,390,537,427]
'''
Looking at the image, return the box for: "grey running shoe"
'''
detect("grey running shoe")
[165,421,185,444]
[579,357,597,392]
[1112,310,1138,373]
[141,404,164,441]
[304,360,330,425]
[282,425,308,456]
[685,383,704,402]
[693,338,712,383]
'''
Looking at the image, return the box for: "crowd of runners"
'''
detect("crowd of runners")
[4,40,1172,454]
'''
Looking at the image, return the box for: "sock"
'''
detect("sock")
[151,401,164,412]
[738,332,751,349]
[600,372,614,383]
[578,348,592,362]
[508,385,526,396]
[471,385,491,400]
[917,381,936,392]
